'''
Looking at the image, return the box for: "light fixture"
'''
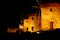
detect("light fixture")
[36,32,40,34]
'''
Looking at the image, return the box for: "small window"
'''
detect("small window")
[32,17,34,20]
[50,8,52,12]
[26,21,28,23]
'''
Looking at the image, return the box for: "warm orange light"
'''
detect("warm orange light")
[36,32,40,34]
[19,24,23,29]
[7,28,18,33]
[14,3,60,33]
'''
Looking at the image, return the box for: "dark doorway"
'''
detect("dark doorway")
[50,22,53,30]
[32,27,34,31]
[26,27,28,31]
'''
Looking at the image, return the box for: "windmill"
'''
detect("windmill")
[32,0,41,30]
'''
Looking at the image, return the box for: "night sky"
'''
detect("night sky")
[0,0,60,32]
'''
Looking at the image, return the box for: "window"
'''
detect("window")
[50,8,52,12]
[26,21,28,23]
[32,17,34,20]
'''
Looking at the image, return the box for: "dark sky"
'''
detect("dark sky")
[16,0,60,15]
[0,0,60,29]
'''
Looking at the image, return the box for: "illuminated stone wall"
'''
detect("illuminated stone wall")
[22,14,40,32]
[19,3,60,32]
[41,3,60,31]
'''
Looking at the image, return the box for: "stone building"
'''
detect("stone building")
[19,3,60,32]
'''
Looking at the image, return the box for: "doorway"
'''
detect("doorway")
[50,22,53,30]
[32,27,34,31]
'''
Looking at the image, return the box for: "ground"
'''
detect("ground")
[1,29,60,40]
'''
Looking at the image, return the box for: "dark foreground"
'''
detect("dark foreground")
[1,29,60,40]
